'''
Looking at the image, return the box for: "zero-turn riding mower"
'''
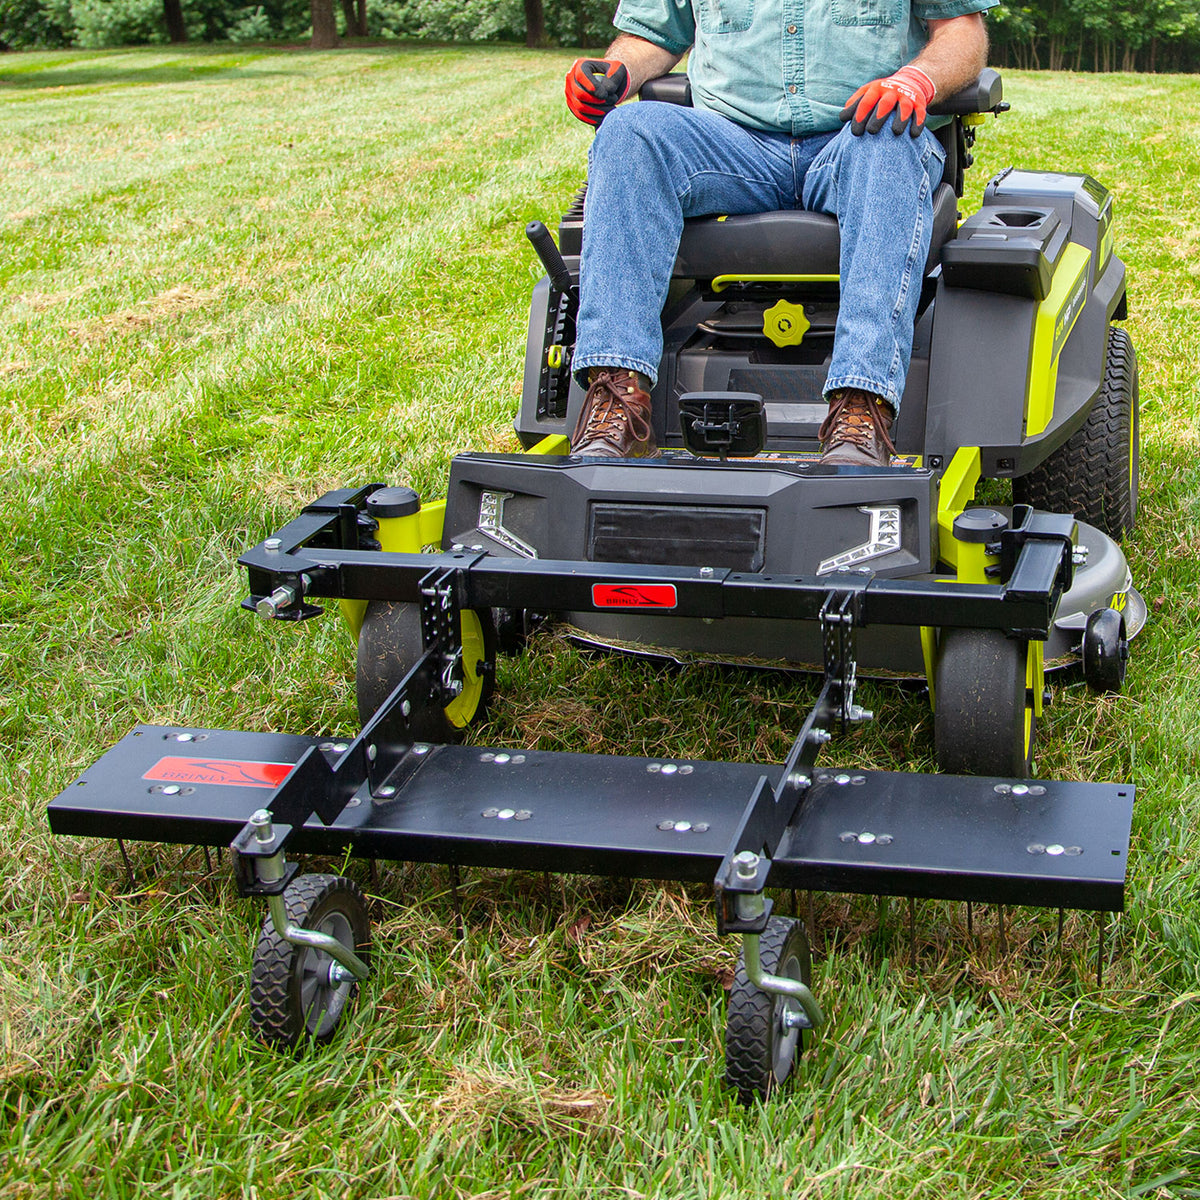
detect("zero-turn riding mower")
[50,69,1143,1103]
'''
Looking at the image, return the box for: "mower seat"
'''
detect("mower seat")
[673,186,959,281]
[638,70,1004,285]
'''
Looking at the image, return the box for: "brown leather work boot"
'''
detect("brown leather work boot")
[818,389,896,467]
[571,368,658,458]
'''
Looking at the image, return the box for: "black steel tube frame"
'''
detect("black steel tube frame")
[241,494,1076,641]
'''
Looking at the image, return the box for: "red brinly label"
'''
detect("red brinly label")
[143,757,295,789]
[591,583,678,609]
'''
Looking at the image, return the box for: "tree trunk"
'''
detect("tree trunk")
[339,0,366,36]
[162,0,187,42]
[311,0,340,47]
[524,0,546,48]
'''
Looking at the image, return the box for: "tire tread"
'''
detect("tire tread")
[249,873,368,1048]
[725,917,810,1105]
[1014,327,1138,541]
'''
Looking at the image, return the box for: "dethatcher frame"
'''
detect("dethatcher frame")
[49,480,1136,1100]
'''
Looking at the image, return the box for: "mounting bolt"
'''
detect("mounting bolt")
[786,772,811,790]
[264,537,282,552]
[700,566,714,578]
[249,809,275,846]
[367,744,377,762]
[848,705,874,723]
[256,584,297,620]
[376,785,396,798]
[733,850,760,880]
[807,728,832,745]
[1072,546,1090,565]
[328,963,357,986]
[781,1006,810,1031]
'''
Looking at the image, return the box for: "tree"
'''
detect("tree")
[311,0,339,46]
[524,0,545,46]
[163,0,187,41]
[340,0,366,36]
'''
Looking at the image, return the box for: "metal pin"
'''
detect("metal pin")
[203,846,213,875]
[1097,911,1106,988]
[998,905,1008,955]
[117,838,135,890]
[449,863,464,941]
[966,900,973,938]
[908,896,917,969]
[1057,907,1064,947]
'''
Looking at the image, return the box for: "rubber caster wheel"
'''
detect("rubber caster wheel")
[725,916,812,1105]
[935,628,1037,777]
[249,873,370,1049]
[1082,607,1129,693]
[356,600,496,740]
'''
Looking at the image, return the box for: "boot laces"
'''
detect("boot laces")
[818,391,896,457]
[576,372,651,444]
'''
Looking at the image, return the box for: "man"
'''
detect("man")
[563,0,994,465]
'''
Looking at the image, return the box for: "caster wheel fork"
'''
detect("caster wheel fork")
[725,916,822,1104]
[249,872,372,1049]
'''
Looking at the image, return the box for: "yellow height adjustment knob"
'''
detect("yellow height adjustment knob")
[547,345,564,369]
[763,300,810,348]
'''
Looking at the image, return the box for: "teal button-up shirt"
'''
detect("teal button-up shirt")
[615,0,997,135]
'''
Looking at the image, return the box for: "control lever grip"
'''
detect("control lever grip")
[526,221,576,300]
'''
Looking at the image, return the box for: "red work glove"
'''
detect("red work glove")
[840,65,936,138]
[565,58,631,127]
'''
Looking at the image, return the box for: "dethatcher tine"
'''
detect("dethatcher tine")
[50,70,1143,1102]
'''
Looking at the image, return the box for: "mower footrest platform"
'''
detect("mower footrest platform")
[49,726,1132,912]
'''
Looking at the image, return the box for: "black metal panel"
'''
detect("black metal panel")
[50,726,1133,913]
[48,726,333,845]
[772,769,1133,911]
[342,746,767,880]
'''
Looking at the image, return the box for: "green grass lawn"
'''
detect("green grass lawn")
[2,43,1199,1199]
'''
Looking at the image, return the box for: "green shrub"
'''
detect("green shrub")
[0,0,75,46]
[69,0,163,47]
[226,3,272,40]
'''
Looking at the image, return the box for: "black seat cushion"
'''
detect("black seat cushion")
[673,181,960,282]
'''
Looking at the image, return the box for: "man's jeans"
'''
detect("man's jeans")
[573,101,947,413]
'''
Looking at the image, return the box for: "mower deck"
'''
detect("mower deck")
[50,723,1133,913]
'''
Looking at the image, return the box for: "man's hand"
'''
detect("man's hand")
[565,58,631,127]
[841,66,936,138]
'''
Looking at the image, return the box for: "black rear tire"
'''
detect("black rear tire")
[1014,326,1138,541]
[725,917,812,1105]
[935,628,1035,777]
[249,874,370,1049]
[356,601,496,740]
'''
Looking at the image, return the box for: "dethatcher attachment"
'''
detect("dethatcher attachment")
[50,486,1136,1102]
